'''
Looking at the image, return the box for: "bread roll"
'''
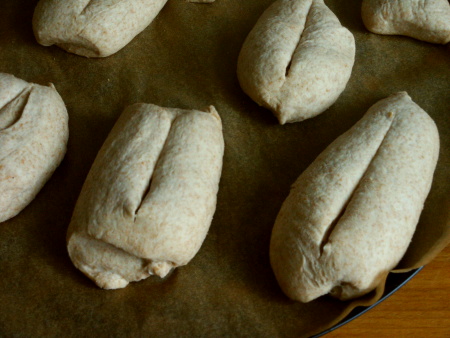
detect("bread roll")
[237,0,355,124]
[362,0,450,44]
[32,0,168,58]
[270,92,439,302]
[67,103,224,289]
[0,73,69,223]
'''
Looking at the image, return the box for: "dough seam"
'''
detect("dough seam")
[317,111,396,256]
[80,0,95,16]
[284,0,314,79]
[0,85,32,130]
[133,117,178,219]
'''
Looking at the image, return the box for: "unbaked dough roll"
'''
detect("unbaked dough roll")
[0,73,69,223]
[362,0,450,44]
[67,103,224,289]
[237,0,355,124]
[270,92,439,302]
[32,0,168,58]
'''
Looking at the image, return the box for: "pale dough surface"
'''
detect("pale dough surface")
[270,92,439,302]
[0,73,69,223]
[67,104,224,289]
[33,0,168,57]
[362,0,450,44]
[237,0,355,124]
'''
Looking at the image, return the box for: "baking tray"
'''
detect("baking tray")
[0,0,448,337]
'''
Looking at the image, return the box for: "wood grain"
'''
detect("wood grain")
[327,244,450,337]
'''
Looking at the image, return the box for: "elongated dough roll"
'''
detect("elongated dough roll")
[67,103,224,289]
[32,0,168,58]
[361,0,450,44]
[237,0,355,124]
[270,92,439,302]
[0,73,69,223]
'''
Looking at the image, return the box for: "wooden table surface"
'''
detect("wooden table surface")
[327,244,450,337]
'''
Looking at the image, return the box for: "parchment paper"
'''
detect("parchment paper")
[0,0,448,337]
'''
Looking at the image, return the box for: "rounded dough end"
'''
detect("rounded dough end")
[93,271,130,290]
[148,261,175,278]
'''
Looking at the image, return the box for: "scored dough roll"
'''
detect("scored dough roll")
[237,0,355,124]
[33,0,168,57]
[270,92,439,302]
[361,0,450,44]
[67,103,224,289]
[0,73,68,223]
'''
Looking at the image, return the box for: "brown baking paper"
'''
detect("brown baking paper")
[0,0,448,336]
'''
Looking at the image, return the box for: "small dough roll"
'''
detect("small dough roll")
[0,73,69,223]
[362,0,450,44]
[67,103,224,289]
[33,0,169,58]
[270,92,439,302]
[237,0,355,124]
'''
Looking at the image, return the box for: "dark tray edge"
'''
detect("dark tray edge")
[312,267,423,337]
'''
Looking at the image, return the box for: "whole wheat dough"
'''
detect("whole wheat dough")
[362,0,450,44]
[270,92,439,302]
[32,0,168,58]
[0,73,69,223]
[67,103,224,289]
[237,0,355,124]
